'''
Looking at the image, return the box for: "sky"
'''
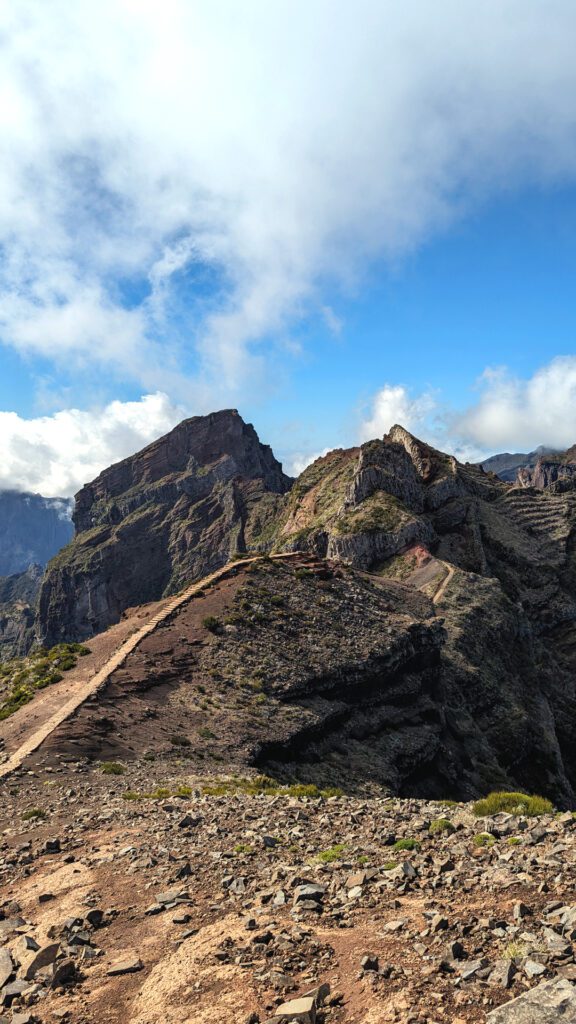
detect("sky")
[2,2,576,494]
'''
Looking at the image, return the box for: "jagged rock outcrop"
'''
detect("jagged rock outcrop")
[273,424,495,569]
[517,446,576,491]
[0,491,73,576]
[23,413,576,801]
[481,445,558,482]
[37,410,292,645]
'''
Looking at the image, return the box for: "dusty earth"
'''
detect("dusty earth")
[1,761,576,1024]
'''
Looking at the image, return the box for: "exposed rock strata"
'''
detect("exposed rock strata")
[517,445,576,491]
[37,410,291,645]
[17,413,576,800]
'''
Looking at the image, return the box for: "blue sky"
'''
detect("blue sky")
[2,1,576,494]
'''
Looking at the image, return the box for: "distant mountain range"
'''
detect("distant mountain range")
[480,445,558,482]
[0,490,73,577]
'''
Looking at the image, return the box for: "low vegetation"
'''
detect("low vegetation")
[100,761,125,775]
[429,818,455,835]
[200,775,343,799]
[393,837,420,851]
[317,843,347,863]
[473,832,496,848]
[0,642,90,721]
[21,807,46,821]
[202,615,221,633]
[473,791,553,817]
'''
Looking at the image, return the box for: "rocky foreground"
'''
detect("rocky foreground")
[1,764,576,1023]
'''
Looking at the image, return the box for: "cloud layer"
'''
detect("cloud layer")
[360,357,576,460]
[3,356,576,495]
[0,394,182,496]
[3,2,576,399]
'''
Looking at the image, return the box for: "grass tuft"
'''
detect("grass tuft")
[100,761,125,775]
[393,837,420,851]
[429,818,456,836]
[473,791,553,817]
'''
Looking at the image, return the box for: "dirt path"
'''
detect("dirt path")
[432,560,455,605]
[0,554,299,781]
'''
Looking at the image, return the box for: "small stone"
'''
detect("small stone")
[524,959,547,978]
[269,995,316,1023]
[361,954,379,972]
[513,902,531,921]
[431,913,448,932]
[293,884,325,905]
[106,957,143,976]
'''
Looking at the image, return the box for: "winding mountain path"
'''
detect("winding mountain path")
[0,554,299,781]
[432,561,455,605]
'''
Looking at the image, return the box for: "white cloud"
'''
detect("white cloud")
[2,2,576,395]
[359,384,438,444]
[453,357,576,452]
[0,393,183,496]
[359,356,576,460]
[288,448,331,478]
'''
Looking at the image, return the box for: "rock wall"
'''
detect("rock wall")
[37,410,292,646]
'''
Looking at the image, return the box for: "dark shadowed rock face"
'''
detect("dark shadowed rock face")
[37,410,292,646]
[0,491,73,576]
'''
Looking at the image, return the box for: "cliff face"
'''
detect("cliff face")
[11,414,576,800]
[37,410,292,645]
[480,446,557,482]
[273,424,497,570]
[0,491,73,577]
[517,446,576,491]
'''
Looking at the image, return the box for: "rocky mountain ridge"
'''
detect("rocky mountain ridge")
[3,410,576,803]
[37,410,292,647]
[517,445,576,491]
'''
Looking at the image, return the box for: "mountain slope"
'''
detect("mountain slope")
[37,410,292,646]
[4,417,574,802]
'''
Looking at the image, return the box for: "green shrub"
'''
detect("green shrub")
[234,842,253,854]
[100,761,125,775]
[0,642,91,720]
[317,843,347,863]
[202,616,221,633]
[473,791,553,817]
[198,727,216,740]
[22,807,46,821]
[429,818,456,835]
[382,860,398,871]
[507,836,522,845]
[473,832,496,847]
[393,837,420,851]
